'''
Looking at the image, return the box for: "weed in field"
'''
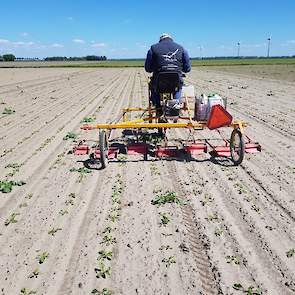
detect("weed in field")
[5,163,21,177]
[150,162,161,176]
[20,288,37,295]
[65,199,74,206]
[214,228,224,237]
[25,193,33,199]
[200,194,214,206]
[151,191,188,206]
[234,182,248,194]
[37,251,49,264]
[117,154,127,162]
[233,283,262,294]
[28,268,40,279]
[159,212,170,226]
[162,256,176,267]
[159,245,173,251]
[94,261,111,279]
[286,248,295,258]
[0,180,26,193]
[98,250,113,261]
[4,212,20,226]
[225,255,240,265]
[48,227,62,236]
[70,167,92,182]
[100,235,116,246]
[19,202,28,208]
[59,209,69,215]
[2,107,15,115]
[91,288,112,295]
[206,213,219,222]
[251,204,260,213]
[81,116,95,123]
[63,132,78,140]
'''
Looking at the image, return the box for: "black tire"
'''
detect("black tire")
[99,130,109,169]
[230,129,245,165]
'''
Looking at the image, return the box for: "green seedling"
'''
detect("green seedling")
[28,268,40,279]
[63,132,78,140]
[48,227,62,236]
[81,116,95,123]
[286,248,295,258]
[150,163,161,176]
[100,235,116,246]
[4,212,20,226]
[151,191,188,206]
[225,255,240,265]
[159,212,170,226]
[37,251,49,264]
[201,194,214,206]
[20,288,37,295]
[91,289,112,295]
[102,227,112,234]
[108,210,120,222]
[94,262,111,279]
[233,283,262,294]
[2,107,15,115]
[70,167,92,182]
[59,209,69,215]
[159,245,173,251]
[214,228,224,237]
[0,180,26,193]
[162,256,176,267]
[98,250,113,261]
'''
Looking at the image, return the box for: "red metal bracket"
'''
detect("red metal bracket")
[184,142,207,155]
[155,146,179,158]
[74,145,90,155]
[245,142,261,154]
[127,143,148,155]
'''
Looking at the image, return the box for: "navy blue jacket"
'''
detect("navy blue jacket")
[145,38,191,74]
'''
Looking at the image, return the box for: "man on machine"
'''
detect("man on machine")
[144,33,191,116]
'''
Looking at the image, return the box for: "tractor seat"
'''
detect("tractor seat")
[156,72,181,94]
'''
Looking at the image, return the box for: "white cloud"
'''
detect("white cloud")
[91,42,106,48]
[52,43,64,48]
[21,32,29,37]
[136,42,148,49]
[0,39,9,44]
[67,16,73,21]
[72,39,85,44]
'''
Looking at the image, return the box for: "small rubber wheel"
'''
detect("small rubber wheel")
[99,130,109,169]
[230,129,245,165]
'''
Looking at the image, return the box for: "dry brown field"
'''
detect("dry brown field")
[0,66,294,295]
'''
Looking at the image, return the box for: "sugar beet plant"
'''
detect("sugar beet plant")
[95,174,124,281]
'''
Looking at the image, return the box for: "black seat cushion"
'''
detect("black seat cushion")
[155,72,181,93]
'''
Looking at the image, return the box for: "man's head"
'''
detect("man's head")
[159,33,173,42]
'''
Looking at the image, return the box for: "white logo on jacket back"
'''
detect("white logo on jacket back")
[162,49,179,62]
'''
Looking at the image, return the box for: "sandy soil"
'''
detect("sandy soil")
[0,67,294,295]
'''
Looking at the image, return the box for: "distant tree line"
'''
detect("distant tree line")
[44,55,107,61]
[0,54,16,61]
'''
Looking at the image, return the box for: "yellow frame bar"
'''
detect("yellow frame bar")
[81,120,246,130]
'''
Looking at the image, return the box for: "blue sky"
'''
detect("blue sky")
[0,0,294,58]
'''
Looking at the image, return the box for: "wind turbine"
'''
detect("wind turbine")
[237,42,241,58]
[267,37,271,58]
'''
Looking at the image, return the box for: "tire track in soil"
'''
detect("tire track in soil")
[166,161,221,295]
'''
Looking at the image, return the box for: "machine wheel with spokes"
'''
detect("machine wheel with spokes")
[230,128,245,165]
